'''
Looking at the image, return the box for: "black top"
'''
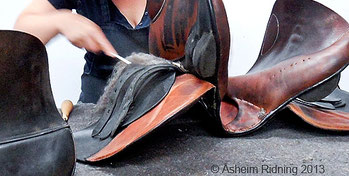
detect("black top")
[48,0,151,103]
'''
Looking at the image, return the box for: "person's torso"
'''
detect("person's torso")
[76,0,151,79]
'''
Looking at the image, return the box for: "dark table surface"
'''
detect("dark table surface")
[69,104,349,176]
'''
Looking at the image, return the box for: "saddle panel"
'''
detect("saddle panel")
[220,0,349,135]
[87,74,214,162]
[73,74,214,162]
[0,30,75,175]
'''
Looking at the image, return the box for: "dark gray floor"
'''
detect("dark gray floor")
[69,104,349,176]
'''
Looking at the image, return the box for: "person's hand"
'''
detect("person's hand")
[57,10,117,56]
[14,0,117,56]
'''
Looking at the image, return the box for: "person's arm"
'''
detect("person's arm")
[14,0,117,55]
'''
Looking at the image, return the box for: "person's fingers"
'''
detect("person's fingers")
[83,36,101,53]
[61,13,118,56]
[71,39,83,49]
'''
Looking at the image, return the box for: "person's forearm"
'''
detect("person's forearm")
[14,10,68,44]
[14,0,117,55]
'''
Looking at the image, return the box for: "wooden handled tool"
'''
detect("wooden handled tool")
[61,100,73,121]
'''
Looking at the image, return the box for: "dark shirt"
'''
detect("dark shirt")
[48,0,151,103]
[48,0,150,29]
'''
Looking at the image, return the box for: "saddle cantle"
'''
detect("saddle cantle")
[72,0,229,162]
[220,0,349,135]
[0,31,75,175]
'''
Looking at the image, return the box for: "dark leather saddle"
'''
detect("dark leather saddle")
[72,0,229,162]
[220,0,349,135]
[0,31,75,175]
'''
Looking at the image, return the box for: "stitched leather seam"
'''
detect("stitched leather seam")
[0,125,70,145]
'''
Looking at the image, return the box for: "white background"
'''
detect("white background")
[0,0,348,107]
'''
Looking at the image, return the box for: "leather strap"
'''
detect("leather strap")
[92,63,177,139]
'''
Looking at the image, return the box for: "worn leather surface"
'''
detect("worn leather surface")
[0,30,75,175]
[74,61,177,161]
[149,0,230,98]
[149,0,230,130]
[86,74,214,162]
[288,88,349,130]
[221,0,349,135]
[147,0,165,22]
[73,73,214,162]
[92,64,177,139]
[73,0,229,162]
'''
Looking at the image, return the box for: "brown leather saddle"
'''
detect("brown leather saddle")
[2,0,349,168]
[0,31,75,175]
[73,0,349,162]
[221,0,349,135]
[73,0,229,162]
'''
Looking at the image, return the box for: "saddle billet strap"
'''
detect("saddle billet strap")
[120,67,177,126]
[92,65,145,137]
[92,63,177,139]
